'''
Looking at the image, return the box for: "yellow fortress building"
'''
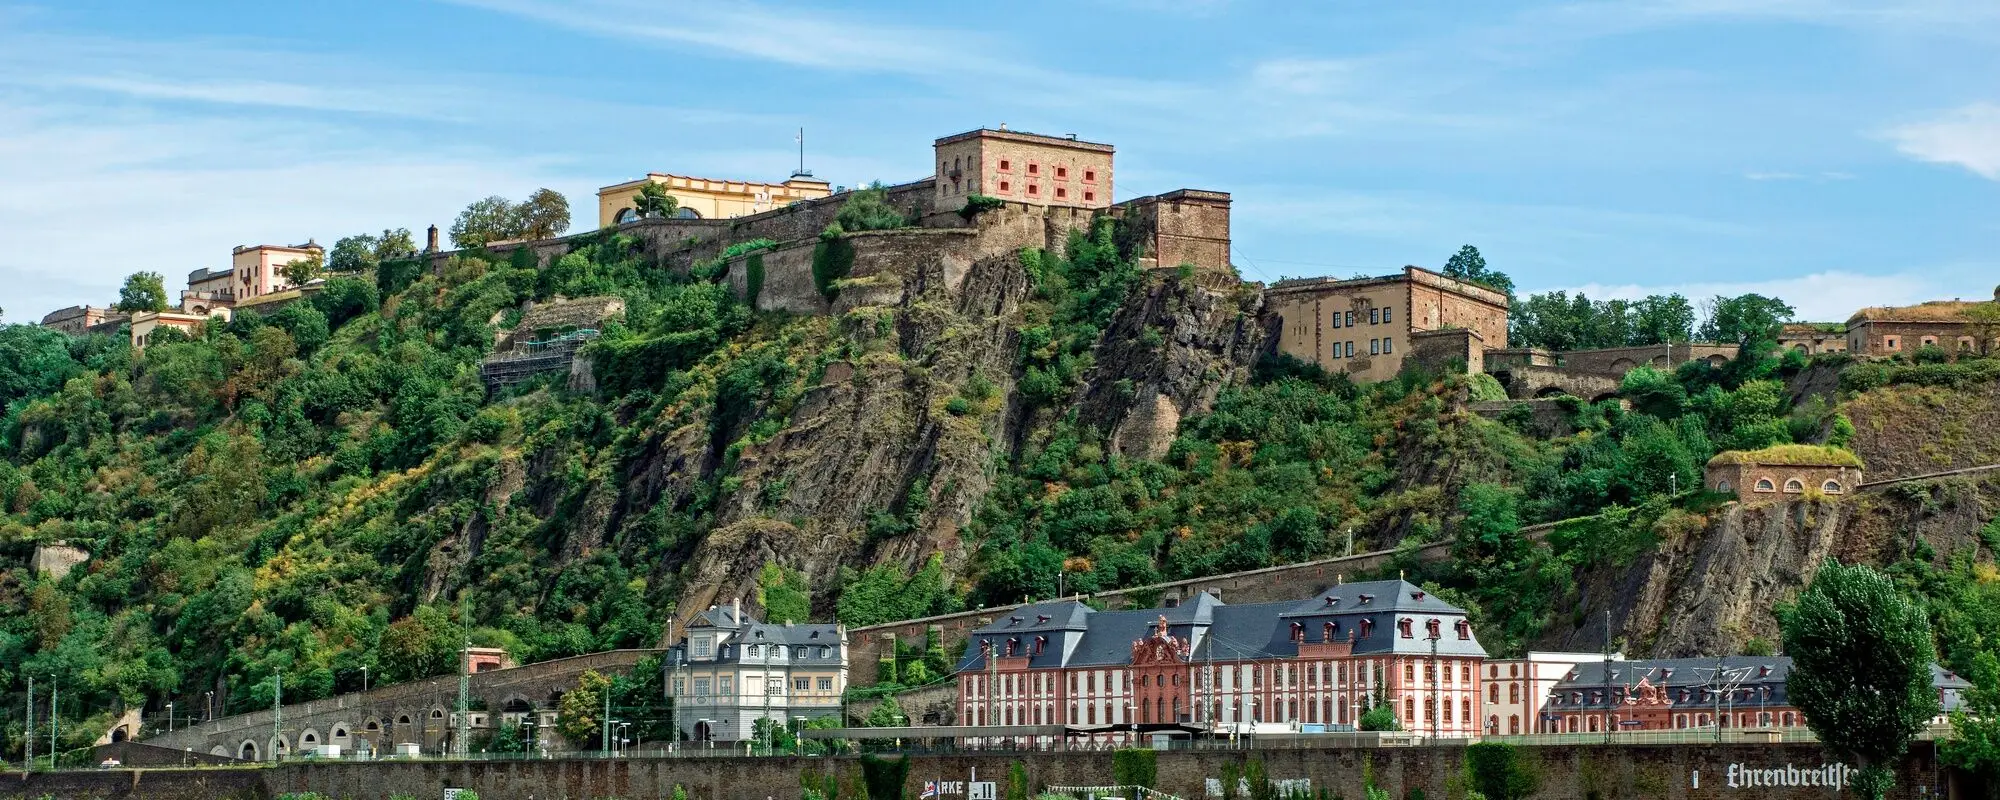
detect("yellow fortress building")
[595,172,832,228]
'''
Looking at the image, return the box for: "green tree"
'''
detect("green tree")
[838,555,945,627]
[1359,703,1401,731]
[279,249,325,288]
[1781,561,1940,800]
[555,669,612,743]
[450,196,518,248]
[633,182,680,219]
[758,562,812,624]
[329,234,379,274]
[0,325,83,408]
[115,270,169,313]
[514,188,572,240]
[1631,293,1696,345]
[377,605,462,683]
[374,228,418,261]
[834,185,908,233]
[1441,244,1514,296]
[1698,293,1795,344]
[1943,653,2000,798]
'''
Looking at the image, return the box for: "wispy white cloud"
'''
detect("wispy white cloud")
[1885,102,2000,179]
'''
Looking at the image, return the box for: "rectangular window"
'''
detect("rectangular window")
[795,678,810,691]
[1383,338,1393,354]
[1344,311,1354,326]
[1371,308,1380,324]
[818,677,833,691]
[1000,159,1011,171]
[1055,187,1067,199]
[693,637,713,658]
[1371,339,1380,355]
[1332,313,1342,329]
[1028,163,1039,174]
[674,677,686,695]
[1347,342,1356,358]
[1083,191,1095,202]
[1383,307,1393,324]
[1084,169,1096,182]
[749,644,762,658]
[768,678,784,695]
[1056,166,1068,178]
[1028,184,1039,196]
[694,677,712,697]
[998,180,1010,194]
[719,676,733,695]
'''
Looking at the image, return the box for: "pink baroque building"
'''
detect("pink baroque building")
[955,580,1487,741]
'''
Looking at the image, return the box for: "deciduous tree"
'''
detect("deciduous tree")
[1698,293,1795,345]
[633,182,680,219]
[450,196,518,248]
[115,271,169,313]
[1782,560,1939,800]
[514,188,571,240]
[1441,244,1514,296]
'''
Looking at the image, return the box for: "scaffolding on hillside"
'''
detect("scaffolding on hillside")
[479,329,600,390]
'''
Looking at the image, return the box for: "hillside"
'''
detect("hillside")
[4,189,2000,755]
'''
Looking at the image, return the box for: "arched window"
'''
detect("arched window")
[1489,684,1499,703]
[1783,478,1805,493]
[1509,714,1520,734]
[431,709,445,720]
[1398,618,1413,638]
[1717,479,1732,493]
[614,208,640,224]
[1754,478,1777,492]
[1822,480,1843,494]
[1509,683,1520,703]
[398,715,412,725]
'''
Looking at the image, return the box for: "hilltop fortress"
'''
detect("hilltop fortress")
[476,127,1234,323]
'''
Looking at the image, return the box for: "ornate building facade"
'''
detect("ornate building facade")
[954,580,1487,739]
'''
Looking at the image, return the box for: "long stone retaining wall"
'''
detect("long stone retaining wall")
[138,649,661,760]
[2,742,1970,800]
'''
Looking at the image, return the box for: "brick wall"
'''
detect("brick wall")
[13,742,1967,800]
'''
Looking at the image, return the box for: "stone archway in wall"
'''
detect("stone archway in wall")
[1589,392,1620,404]
[1535,386,1568,399]
[1706,355,1729,367]
[110,725,130,742]
[210,745,230,758]
[268,735,290,761]
[239,740,259,761]
[1609,358,1638,372]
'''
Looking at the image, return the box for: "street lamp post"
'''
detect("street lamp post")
[1426,631,1441,744]
[167,702,174,733]
[361,667,369,694]
[204,691,214,724]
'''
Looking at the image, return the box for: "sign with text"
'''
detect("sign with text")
[1690,762,1857,790]
[924,781,997,799]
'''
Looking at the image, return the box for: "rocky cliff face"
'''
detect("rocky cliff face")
[1540,450,2000,659]
[566,210,1269,631]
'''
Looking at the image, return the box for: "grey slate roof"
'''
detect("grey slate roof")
[956,580,1485,674]
[667,605,842,667]
[1547,656,1973,713]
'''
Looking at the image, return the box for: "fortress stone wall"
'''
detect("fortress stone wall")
[137,649,660,760]
[7,743,1971,800]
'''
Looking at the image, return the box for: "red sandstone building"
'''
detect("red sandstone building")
[954,581,1487,740]
[1539,657,1969,734]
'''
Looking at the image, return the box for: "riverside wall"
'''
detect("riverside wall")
[3,743,1969,800]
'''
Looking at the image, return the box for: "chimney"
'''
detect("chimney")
[732,596,742,622]
[427,224,440,253]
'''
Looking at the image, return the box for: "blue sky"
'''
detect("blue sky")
[2,0,1996,322]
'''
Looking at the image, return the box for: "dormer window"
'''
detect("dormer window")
[1412,591,1426,601]
[1359,594,1374,605]
[1034,635,1047,655]
[1360,619,1374,637]
[1037,615,1051,624]
[1324,596,1338,607]
[1454,619,1470,640]
[1008,616,1022,627]
[1005,638,1017,656]
[1426,619,1441,638]
[1323,622,1337,641]
[1290,622,1305,643]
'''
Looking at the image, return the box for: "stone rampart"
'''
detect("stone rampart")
[1406,328,1486,375]
[8,742,1968,800]
[139,649,661,760]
